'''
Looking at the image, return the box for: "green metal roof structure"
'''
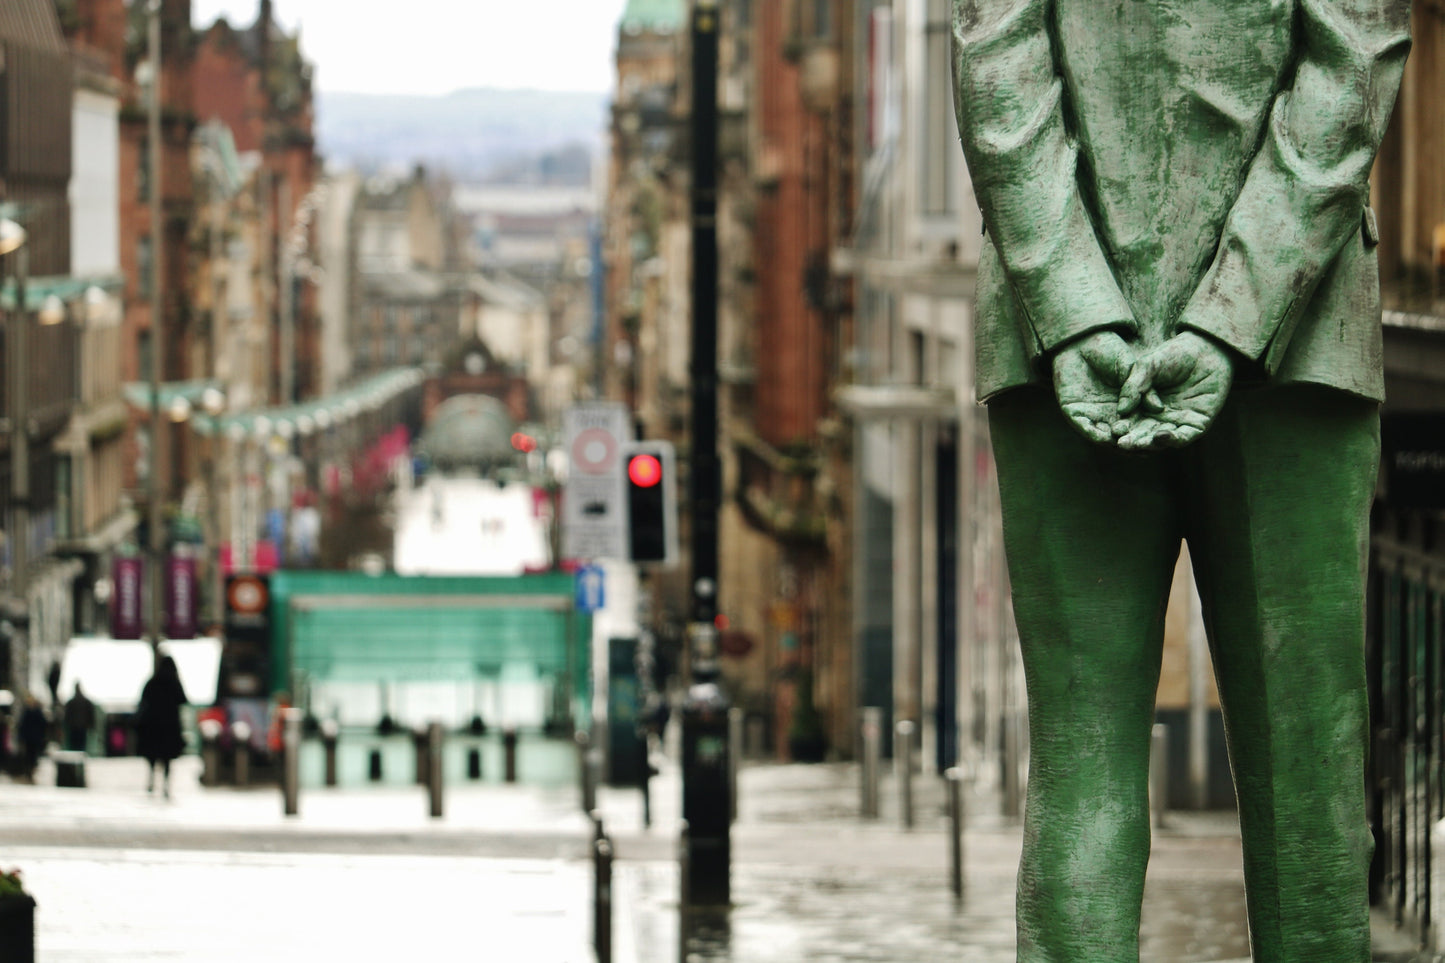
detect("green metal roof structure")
[268,571,590,720]
[620,0,686,33]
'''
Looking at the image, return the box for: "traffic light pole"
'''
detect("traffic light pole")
[682,0,729,907]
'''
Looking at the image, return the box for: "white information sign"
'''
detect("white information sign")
[562,402,630,561]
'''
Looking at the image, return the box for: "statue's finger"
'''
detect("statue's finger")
[1117,363,1154,416]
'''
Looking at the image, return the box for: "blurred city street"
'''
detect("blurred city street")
[0,751,1327,962]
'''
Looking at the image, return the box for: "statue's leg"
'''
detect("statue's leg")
[989,389,1181,963]
[1185,386,1378,963]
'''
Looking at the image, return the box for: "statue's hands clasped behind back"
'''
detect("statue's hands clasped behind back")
[1053,329,1234,451]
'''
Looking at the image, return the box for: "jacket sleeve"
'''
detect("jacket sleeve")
[951,0,1137,358]
[1176,0,1411,370]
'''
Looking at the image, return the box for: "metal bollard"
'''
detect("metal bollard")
[368,747,384,782]
[199,719,222,788]
[413,727,429,785]
[860,706,882,819]
[321,720,339,788]
[1150,723,1168,829]
[576,730,595,812]
[946,766,965,898]
[503,728,518,783]
[282,708,301,816]
[728,707,743,823]
[678,820,691,909]
[231,721,252,788]
[427,722,444,819]
[896,719,916,830]
[467,746,482,781]
[593,834,613,963]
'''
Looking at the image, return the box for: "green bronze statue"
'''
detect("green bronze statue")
[950,0,1412,958]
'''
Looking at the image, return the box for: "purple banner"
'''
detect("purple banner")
[111,556,143,640]
[164,554,198,640]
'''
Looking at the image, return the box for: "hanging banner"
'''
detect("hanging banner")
[164,554,198,640]
[111,556,144,640]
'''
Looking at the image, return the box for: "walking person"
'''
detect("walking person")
[136,656,188,797]
[17,695,48,782]
[64,683,96,753]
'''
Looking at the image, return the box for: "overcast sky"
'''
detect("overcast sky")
[190,0,631,96]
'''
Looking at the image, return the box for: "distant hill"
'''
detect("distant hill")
[317,88,610,184]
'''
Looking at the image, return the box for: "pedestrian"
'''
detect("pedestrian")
[17,695,48,781]
[64,683,96,752]
[136,656,188,797]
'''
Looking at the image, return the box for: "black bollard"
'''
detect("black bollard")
[199,719,222,788]
[593,835,613,963]
[576,730,594,812]
[503,728,518,783]
[467,746,482,781]
[678,820,691,910]
[427,722,444,819]
[413,728,429,785]
[231,721,252,788]
[946,767,965,898]
[321,720,338,788]
[368,747,384,782]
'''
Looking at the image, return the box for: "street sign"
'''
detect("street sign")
[562,403,630,561]
[575,564,606,613]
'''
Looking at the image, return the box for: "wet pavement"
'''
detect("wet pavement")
[0,750,1428,961]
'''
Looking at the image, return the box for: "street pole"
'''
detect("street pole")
[681,0,729,907]
[279,179,294,406]
[146,0,164,661]
[5,235,30,698]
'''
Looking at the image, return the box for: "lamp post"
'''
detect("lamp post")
[0,220,68,698]
[145,0,164,659]
[200,388,226,629]
[681,0,730,907]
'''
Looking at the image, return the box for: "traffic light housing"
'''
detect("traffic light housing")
[624,441,678,567]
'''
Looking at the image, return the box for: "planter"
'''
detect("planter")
[0,894,36,963]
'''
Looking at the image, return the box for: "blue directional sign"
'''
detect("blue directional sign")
[575,564,606,613]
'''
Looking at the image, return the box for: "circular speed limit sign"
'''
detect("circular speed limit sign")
[571,427,618,475]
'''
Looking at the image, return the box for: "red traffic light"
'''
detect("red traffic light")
[511,432,537,453]
[628,453,662,487]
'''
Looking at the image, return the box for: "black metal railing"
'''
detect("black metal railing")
[1369,535,1445,948]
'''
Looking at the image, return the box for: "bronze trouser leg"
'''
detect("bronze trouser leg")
[1183,386,1377,962]
[990,388,1180,963]
[989,385,1376,963]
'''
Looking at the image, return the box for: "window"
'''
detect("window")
[811,0,831,38]
[921,0,957,216]
[54,456,71,541]
[137,235,153,300]
[137,329,153,383]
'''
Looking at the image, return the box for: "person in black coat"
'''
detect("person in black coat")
[136,656,188,797]
[64,684,96,752]
[16,695,48,781]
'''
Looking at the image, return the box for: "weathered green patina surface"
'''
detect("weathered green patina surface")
[951,0,1411,958]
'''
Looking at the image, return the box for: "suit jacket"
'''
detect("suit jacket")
[952,0,1412,403]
